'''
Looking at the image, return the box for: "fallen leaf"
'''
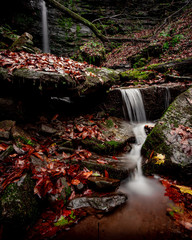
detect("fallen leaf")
[105,170,109,178]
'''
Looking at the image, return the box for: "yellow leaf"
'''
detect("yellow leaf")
[175,185,192,195]
[153,153,165,165]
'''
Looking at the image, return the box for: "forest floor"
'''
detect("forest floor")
[0,4,192,240]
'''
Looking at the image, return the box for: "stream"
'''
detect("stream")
[54,122,182,240]
[54,89,184,240]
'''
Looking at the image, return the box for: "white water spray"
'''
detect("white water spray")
[41,0,50,53]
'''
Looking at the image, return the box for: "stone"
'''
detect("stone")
[41,124,57,134]
[10,32,40,53]
[67,193,127,212]
[88,176,120,191]
[0,120,16,131]
[0,65,120,98]
[142,87,192,185]
[78,41,106,66]
[0,174,40,238]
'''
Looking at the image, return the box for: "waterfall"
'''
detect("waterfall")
[41,0,50,53]
[120,88,146,122]
[119,88,155,196]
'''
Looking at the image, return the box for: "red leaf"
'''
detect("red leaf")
[71,179,81,185]
[82,131,88,139]
[105,170,109,178]
[112,156,118,160]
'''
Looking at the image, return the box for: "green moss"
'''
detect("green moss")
[82,138,125,155]
[142,123,172,159]
[120,69,155,81]
[105,119,114,128]
[0,174,39,226]
[146,63,162,70]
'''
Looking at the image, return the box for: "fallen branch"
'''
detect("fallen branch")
[44,0,151,43]
[153,0,192,36]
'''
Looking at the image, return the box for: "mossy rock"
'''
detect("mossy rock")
[142,87,192,185]
[120,69,155,81]
[127,44,163,68]
[0,173,40,235]
[81,138,126,155]
[79,41,106,66]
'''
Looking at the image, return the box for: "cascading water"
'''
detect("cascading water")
[120,88,155,196]
[41,0,50,53]
[120,88,146,123]
[164,87,171,110]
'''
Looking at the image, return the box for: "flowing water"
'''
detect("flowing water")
[120,88,146,123]
[55,88,182,240]
[165,87,171,110]
[119,88,156,196]
[41,0,50,53]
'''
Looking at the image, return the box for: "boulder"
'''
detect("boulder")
[78,41,106,66]
[88,176,120,191]
[0,174,40,238]
[10,32,41,53]
[100,84,189,120]
[142,87,192,185]
[0,65,120,98]
[67,193,127,212]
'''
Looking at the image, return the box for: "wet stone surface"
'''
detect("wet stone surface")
[67,193,127,212]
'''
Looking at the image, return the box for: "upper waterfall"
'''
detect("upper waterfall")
[120,88,146,123]
[41,0,50,53]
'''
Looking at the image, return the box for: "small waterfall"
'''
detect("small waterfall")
[164,87,171,109]
[41,0,50,53]
[119,88,156,196]
[120,88,146,122]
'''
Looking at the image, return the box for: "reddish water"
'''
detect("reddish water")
[54,123,188,240]
[54,176,187,240]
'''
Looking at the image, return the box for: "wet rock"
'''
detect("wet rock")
[127,43,163,68]
[88,176,120,191]
[30,155,47,170]
[78,41,106,66]
[67,193,127,212]
[11,125,32,140]
[74,182,85,193]
[81,117,133,155]
[147,58,192,75]
[101,84,189,121]
[0,130,10,139]
[41,124,57,134]
[10,32,41,53]
[0,65,120,98]
[0,120,15,131]
[0,174,40,238]
[142,87,192,185]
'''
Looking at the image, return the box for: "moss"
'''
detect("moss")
[146,63,162,70]
[80,161,129,180]
[120,69,155,81]
[82,138,125,155]
[0,174,39,226]
[105,119,114,128]
[142,123,172,159]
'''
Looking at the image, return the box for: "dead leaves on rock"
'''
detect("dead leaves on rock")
[0,50,97,83]
[160,178,192,231]
[170,125,192,156]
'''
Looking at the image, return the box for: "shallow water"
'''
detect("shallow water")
[55,176,183,240]
[54,123,184,240]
